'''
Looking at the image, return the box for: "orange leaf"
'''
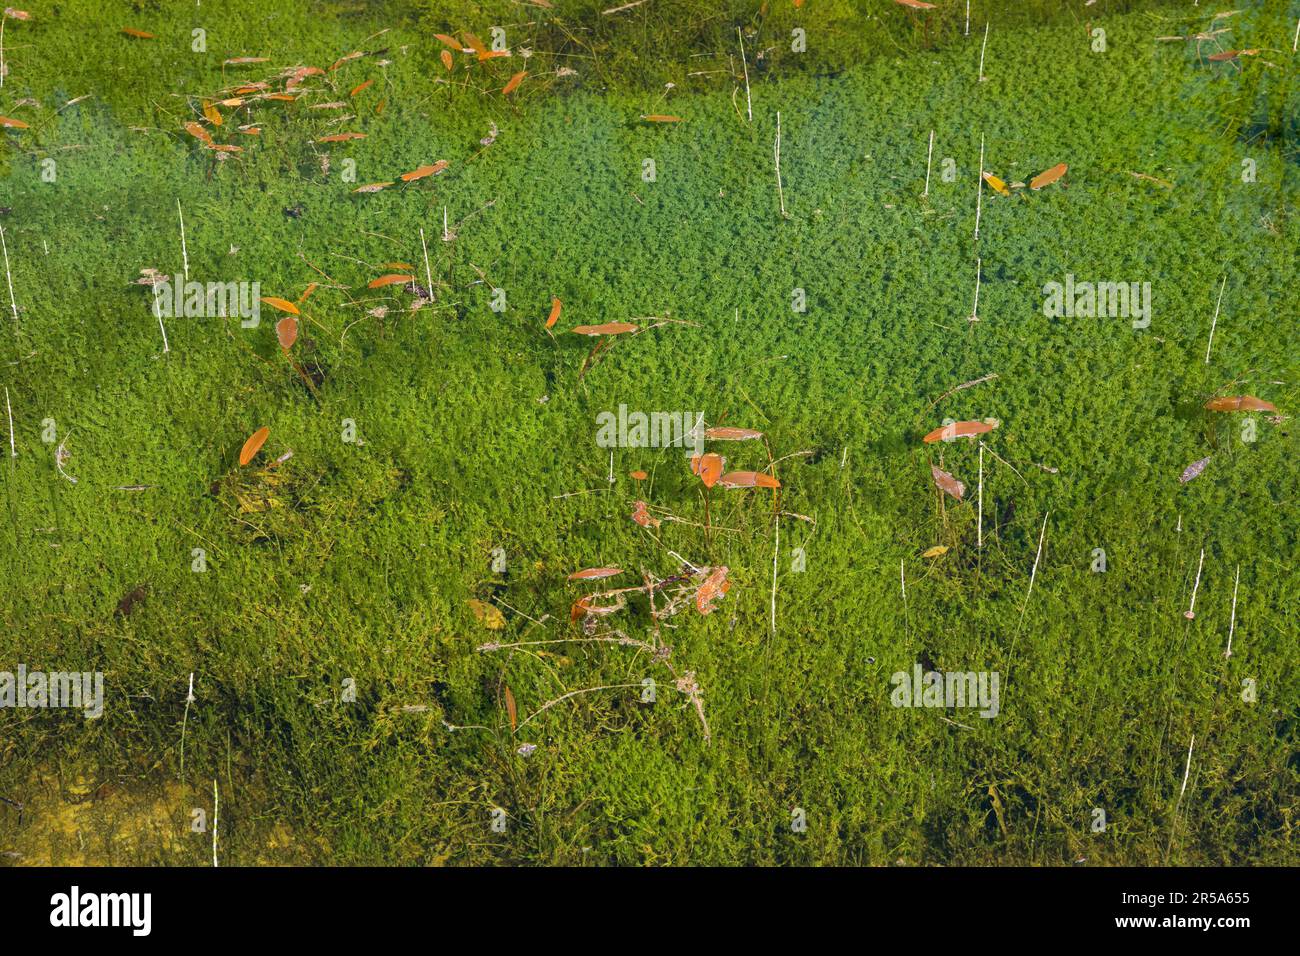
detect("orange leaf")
[121,27,155,38]
[184,121,213,144]
[717,471,780,490]
[276,317,298,350]
[349,79,373,97]
[0,115,30,129]
[546,297,562,330]
[1204,395,1276,412]
[461,32,488,55]
[239,427,270,467]
[504,685,517,731]
[368,274,415,288]
[297,283,318,304]
[202,100,222,126]
[440,49,454,72]
[567,567,623,581]
[434,33,463,50]
[502,70,526,96]
[922,420,997,443]
[399,161,448,181]
[631,500,660,528]
[690,453,725,488]
[260,296,300,315]
[1029,163,1067,190]
[704,426,763,441]
[316,132,366,143]
[641,114,681,123]
[570,322,637,336]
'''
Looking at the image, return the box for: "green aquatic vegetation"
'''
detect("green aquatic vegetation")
[0,0,1296,866]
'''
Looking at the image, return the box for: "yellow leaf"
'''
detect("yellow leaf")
[981,171,1010,197]
[467,599,505,630]
[921,545,950,559]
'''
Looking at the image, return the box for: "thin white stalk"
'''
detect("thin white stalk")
[0,16,6,92]
[4,386,14,458]
[180,673,195,778]
[420,227,433,297]
[770,518,779,637]
[923,129,934,196]
[177,199,188,281]
[1184,547,1205,619]
[1204,275,1225,363]
[965,0,970,37]
[212,779,219,867]
[442,206,450,241]
[737,28,751,123]
[978,21,989,81]
[774,111,787,218]
[1017,511,1049,627]
[1293,17,1299,53]
[0,225,18,328]
[977,444,984,549]
[1224,564,1240,658]
[969,257,981,321]
[974,134,985,241]
[1179,734,1195,800]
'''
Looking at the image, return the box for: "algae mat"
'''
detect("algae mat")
[0,1,1296,865]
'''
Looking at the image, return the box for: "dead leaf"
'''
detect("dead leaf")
[239,426,270,466]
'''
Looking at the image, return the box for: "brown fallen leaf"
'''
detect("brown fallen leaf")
[440,49,454,72]
[276,317,298,350]
[717,471,780,490]
[631,500,660,528]
[546,297,562,330]
[434,33,463,50]
[184,121,213,144]
[1029,163,1067,190]
[399,161,448,181]
[239,426,270,466]
[931,464,965,500]
[894,0,936,8]
[567,567,623,581]
[224,56,269,65]
[316,132,367,143]
[570,322,638,336]
[704,426,763,441]
[923,420,997,443]
[695,566,731,614]
[641,114,681,123]
[368,274,415,288]
[349,79,373,97]
[0,116,30,129]
[352,182,393,194]
[1204,395,1276,412]
[121,27,155,39]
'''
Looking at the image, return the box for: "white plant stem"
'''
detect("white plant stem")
[420,227,434,298]
[1204,275,1225,363]
[1225,564,1240,658]
[177,199,188,280]
[775,111,787,218]
[737,28,751,123]
[1,225,18,328]
[4,386,14,458]
[1185,547,1204,619]
[977,444,984,549]
[923,129,934,196]
[974,134,985,241]
[978,21,989,81]
[970,257,981,321]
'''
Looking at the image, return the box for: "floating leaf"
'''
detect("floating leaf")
[1179,456,1211,484]
[570,322,637,336]
[546,297,562,330]
[567,567,623,581]
[502,70,527,96]
[504,685,517,731]
[1029,163,1067,190]
[276,317,298,350]
[1204,395,1276,412]
[691,453,725,488]
[704,426,763,441]
[923,420,997,443]
[260,296,300,315]
[467,598,505,630]
[931,464,965,500]
[368,274,415,288]
[981,171,1011,197]
[695,566,731,615]
[717,471,780,489]
[631,500,660,528]
[921,545,950,559]
[239,426,270,466]
[399,161,447,181]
